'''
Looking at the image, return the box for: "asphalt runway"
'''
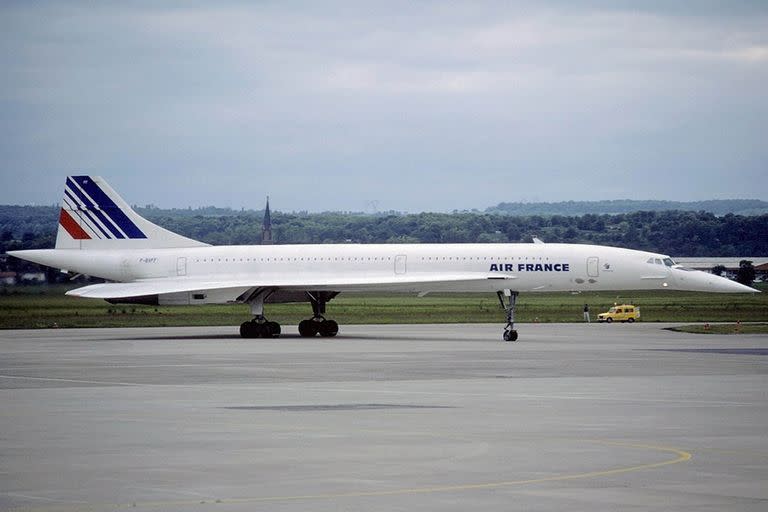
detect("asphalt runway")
[1,323,767,511]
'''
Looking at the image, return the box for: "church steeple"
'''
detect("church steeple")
[261,196,273,245]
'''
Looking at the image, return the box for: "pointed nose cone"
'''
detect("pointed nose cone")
[718,278,761,293]
[675,269,761,293]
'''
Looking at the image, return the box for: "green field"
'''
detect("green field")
[1,284,766,329]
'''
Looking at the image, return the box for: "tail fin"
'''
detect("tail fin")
[56,176,208,250]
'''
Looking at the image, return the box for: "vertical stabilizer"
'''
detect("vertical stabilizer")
[56,176,208,250]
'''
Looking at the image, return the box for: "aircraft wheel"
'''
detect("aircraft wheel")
[299,319,318,337]
[266,321,281,337]
[240,321,260,338]
[503,330,518,342]
[319,319,339,337]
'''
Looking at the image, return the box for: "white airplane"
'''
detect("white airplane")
[9,176,758,341]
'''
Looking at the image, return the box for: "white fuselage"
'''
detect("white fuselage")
[13,242,753,304]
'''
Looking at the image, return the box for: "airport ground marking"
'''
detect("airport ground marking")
[5,440,692,511]
[216,440,693,503]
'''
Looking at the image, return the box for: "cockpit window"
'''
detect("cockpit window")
[654,258,662,265]
[663,257,676,267]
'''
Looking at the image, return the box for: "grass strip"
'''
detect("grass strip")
[1,284,766,329]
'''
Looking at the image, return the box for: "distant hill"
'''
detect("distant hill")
[485,199,768,216]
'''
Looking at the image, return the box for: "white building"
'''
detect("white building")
[674,257,768,280]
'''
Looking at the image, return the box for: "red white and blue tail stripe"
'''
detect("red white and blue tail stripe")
[55,176,207,250]
[60,176,147,240]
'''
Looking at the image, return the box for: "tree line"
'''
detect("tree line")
[2,206,767,261]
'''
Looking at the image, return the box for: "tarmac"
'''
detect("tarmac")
[1,322,767,511]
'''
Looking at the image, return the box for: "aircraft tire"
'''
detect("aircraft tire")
[319,319,339,337]
[503,330,518,342]
[240,321,260,338]
[299,319,318,337]
[266,321,281,337]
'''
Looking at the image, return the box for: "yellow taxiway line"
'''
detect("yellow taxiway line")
[7,440,692,511]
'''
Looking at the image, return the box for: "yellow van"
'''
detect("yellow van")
[597,305,640,323]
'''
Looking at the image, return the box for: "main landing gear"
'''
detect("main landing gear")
[240,317,281,338]
[298,318,339,337]
[497,289,519,342]
[299,292,339,338]
[240,288,281,338]
[237,288,339,339]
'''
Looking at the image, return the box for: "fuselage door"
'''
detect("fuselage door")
[177,257,187,276]
[395,254,407,275]
[587,256,599,277]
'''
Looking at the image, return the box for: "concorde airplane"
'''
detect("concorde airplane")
[8,176,758,341]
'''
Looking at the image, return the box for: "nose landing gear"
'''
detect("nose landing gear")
[497,289,519,342]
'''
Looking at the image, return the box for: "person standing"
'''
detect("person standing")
[583,304,590,323]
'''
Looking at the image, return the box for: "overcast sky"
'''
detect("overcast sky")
[1,1,766,212]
